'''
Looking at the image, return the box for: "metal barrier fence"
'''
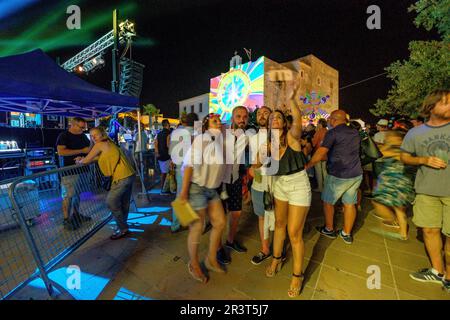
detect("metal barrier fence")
[0,163,113,299]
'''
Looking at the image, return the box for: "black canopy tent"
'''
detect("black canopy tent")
[0,49,139,118]
[0,49,148,192]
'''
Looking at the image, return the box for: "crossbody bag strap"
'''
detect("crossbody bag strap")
[110,145,121,177]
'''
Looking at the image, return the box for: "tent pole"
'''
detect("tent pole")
[136,109,148,199]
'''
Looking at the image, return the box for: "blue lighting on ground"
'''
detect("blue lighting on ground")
[148,188,166,194]
[28,268,110,300]
[113,287,153,300]
[159,217,172,227]
[128,228,145,233]
[128,213,159,225]
[137,206,171,213]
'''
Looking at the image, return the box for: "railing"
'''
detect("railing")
[0,163,113,299]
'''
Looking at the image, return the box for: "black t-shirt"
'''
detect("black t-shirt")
[56,131,91,166]
[156,128,171,161]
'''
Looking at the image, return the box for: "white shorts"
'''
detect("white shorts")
[158,160,171,174]
[273,170,311,207]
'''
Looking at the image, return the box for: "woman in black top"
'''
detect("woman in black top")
[259,86,311,298]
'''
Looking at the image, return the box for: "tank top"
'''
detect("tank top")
[276,146,306,176]
[98,143,135,183]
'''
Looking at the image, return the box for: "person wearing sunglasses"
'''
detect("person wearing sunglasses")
[56,117,92,231]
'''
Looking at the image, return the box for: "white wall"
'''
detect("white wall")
[178,93,209,120]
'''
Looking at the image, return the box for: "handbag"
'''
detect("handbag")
[101,152,121,191]
[163,169,177,193]
[263,176,274,211]
[360,135,382,166]
[169,170,177,193]
[171,197,199,226]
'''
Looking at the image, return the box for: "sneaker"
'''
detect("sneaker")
[251,251,271,265]
[217,247,231,265]
[316,226,337,239]
[410,268,444,284]
[63,218,80,231]
[73,212,92,223]
[338,229,353,244]
[225,240,247,253]
[110,229,130,240]
[443,279,450,293]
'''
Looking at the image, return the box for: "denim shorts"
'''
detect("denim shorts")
[189,183,221,211]
[251,188,265,217]
[321,174,363,205]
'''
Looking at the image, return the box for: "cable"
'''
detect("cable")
[339,72,388,90]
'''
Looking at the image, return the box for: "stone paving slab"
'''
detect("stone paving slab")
[10,189,450,300]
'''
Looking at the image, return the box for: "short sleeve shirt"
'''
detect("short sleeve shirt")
[322,124,363,179]
[56,131,90,167]
[400,123,450,197]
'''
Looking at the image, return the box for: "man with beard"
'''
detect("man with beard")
[400,89,450,293]
[249,106,272,264]
[217,106,249,264]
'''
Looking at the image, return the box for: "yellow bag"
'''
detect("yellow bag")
[171,198,199,226]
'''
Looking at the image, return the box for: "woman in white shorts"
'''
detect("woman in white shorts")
[259,93,311,297]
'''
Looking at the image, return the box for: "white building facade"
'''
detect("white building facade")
[178,93,209,120]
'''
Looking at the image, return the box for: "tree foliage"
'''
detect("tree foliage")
[371,0,450,117]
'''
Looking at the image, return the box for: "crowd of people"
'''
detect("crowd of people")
[167,88,450,296]
[56,88,450,297]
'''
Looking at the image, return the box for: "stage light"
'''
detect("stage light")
[77,66,84,72]
[80,54,105,74]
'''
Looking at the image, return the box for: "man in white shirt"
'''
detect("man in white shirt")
[249,106,272,265]
[218,106,249,264]
[373,119,388,144]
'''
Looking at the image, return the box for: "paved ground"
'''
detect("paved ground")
[12,187,450,300]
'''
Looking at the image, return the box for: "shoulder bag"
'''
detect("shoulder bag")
[101,150,121,191]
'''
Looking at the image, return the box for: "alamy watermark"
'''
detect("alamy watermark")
[66,265,81,290]
[170,123,281,176]
[366,5,381,30]
[366,265,381,289]
[66,5,81,30]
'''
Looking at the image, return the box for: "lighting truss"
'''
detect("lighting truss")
[61,20,136,72]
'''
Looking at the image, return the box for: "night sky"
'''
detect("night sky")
[2,0,440,123]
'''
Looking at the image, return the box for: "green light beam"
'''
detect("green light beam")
[2,0,86,56]
[39,3,138,52]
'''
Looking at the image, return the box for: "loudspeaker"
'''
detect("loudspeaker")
[119,58,145,98]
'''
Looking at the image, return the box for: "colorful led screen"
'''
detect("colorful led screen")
[210,56,264,122]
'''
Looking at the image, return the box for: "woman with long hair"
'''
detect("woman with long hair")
[76,126,136,240]
[179,113,227,283]
[259,90,311,297]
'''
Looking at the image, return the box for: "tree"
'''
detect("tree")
[143,103,160,129]
[371,0,450,117]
